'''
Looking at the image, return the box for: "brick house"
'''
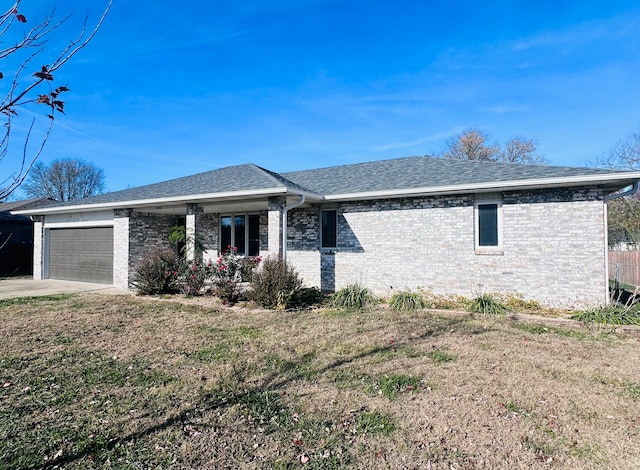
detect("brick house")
[14,156,640,308]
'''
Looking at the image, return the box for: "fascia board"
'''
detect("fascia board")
[14,187,292,215]
[323,173,640,201]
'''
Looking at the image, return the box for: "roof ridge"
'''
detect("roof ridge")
[250,163,322,196]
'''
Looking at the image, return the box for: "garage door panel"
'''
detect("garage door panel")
[48,227,113,284]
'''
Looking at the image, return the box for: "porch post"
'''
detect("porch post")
[32,216,44,280]
[268,196,286,257]
[186,203,203,260]
[113,209,131,289]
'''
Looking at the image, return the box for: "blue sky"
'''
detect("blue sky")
[9,0,640,193]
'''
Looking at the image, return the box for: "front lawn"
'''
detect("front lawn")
[1,294,639,468]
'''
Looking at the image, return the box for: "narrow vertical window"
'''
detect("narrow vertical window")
[248,214,260,256]
[321,210,337,248]
[221,216,232,252]
[234,215,246,255]
[475,200,502,251]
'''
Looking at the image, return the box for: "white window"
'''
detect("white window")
[220,214,260,256]
[474,198,503,252]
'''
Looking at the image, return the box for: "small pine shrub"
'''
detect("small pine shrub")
[468,293,508,316]
[389,290,428,312]
[133,249,183,295]
[248,256,303,309]
[331,284,378,310]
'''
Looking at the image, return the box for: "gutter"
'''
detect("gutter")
[603,181,639,202]
[282,195,305,260]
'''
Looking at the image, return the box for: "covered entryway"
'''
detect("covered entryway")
[47,227,114,284]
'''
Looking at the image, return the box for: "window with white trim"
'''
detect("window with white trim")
[220,213,260,256]
[474,199,502,251]
[320,209,337,249]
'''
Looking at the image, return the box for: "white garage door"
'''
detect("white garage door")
[48,227,114,284]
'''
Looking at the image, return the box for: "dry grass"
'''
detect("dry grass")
[0,294,639,469]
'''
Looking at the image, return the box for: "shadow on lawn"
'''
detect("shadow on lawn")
[31,319,464,470]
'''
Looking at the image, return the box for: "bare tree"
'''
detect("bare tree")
[500,137,548,165]
[438,128,548,165]
[0,1,111,200]
[440,128,500,161]
[596,130,640,247]
[22,157,105,201]
[596,130,640,171]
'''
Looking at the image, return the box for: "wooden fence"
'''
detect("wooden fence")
[608,250,640,288]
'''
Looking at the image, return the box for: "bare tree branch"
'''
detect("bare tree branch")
[0,1,112,200]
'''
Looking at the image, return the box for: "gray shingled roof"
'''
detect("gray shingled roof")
[31,163,319,209]
[283,156,624,195]
[14,156,639,212]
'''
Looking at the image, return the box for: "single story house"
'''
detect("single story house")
[14,156,640,308]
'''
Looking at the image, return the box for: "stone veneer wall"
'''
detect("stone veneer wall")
[285,188,607,309]
[127,212,179,286]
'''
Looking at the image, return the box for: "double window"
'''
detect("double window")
[220,214,260,256]
[474,199,502,251]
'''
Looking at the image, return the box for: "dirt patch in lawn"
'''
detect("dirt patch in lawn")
[1,293,639,469]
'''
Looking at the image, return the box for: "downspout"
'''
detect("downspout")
[603,181,639,202]
[282,195,305,260]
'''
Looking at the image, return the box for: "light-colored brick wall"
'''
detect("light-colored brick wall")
[285,188,607,309]
[113,210,130,289]
[32,218,43,280]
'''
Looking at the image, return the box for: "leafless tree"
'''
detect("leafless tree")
[22,157,105,201]
[438,128,548,165]
[0,1,111,200]
[596,130,640,247]
[596,130,640,171]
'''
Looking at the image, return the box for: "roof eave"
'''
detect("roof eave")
[14,187,324,216]
[323,173,640,201]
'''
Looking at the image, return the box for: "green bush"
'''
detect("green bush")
[331,284,378,310]
[133,249,184,295]
[570,305,640,326]
[248,256,304,309]
[389,290,428,312]
[468,293,508,316]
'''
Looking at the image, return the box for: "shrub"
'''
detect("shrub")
[248,256,303,309]
[133,249,183,295]
[331,284,378,310]
[468,293,508,316]
[211,247,259,304]
[177,258,215,296]
[389,290,428,312]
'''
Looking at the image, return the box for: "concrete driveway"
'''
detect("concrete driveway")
[0,278,131,299]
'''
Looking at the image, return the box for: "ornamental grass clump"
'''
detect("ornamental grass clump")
[570,304,640,327]
[468,293,508,316]
[331,284,378,310]
[389,290,428,312]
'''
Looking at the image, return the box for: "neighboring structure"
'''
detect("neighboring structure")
[0,198,51,276]
[14,156,640,308]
